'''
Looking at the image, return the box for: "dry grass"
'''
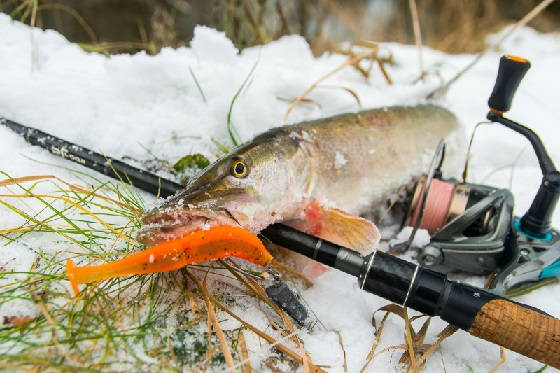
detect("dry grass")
[360,303,460,372]
[284,42,393,122]
[0,172,322,372]
[3,0,559,56]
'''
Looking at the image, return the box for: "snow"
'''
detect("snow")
[334,151,347,169]
[1,13,560,372]
[390,227,431,249]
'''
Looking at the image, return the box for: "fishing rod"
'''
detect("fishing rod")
[0,118,181,198]
[1,56,559,368]
[261,224,559,367]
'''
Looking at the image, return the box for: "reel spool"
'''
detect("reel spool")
[405,178,492,236]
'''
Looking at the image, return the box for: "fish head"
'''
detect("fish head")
[138,132,300,245]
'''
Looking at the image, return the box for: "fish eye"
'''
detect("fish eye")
[231,160,248,178]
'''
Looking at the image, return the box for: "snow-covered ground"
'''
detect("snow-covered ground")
[1,13,559,372]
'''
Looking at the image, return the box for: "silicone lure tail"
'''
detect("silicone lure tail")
[66,226,272,295]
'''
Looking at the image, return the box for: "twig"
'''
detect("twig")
[336,331,348,372]
[403,308,419,373]
[490,347,506,373]
[275,0,291,36]
[238,330,252,373]
[30,0,38,71]
[212,292,324,372]
[284,50,376,122]
[221,260,321,372]
[186,270,236,373]
[360,311,390,373]
[413,324,459,367]
[376,59,393,85]
[462,122,492,183]
[427,0,556,99]
[242,0,267,43]
[408,0,424,77]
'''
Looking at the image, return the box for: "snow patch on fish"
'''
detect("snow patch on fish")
[334,151,347,169]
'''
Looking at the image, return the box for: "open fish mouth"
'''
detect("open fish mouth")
[137,207,240,246]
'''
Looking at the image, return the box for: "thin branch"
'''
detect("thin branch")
[186,271,236,373]
[284,50,376,122]
[490,347,506,373]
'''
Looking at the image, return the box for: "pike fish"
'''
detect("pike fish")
[138,105,458,275]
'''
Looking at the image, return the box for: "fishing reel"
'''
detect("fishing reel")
[396,56,560,295]
[402,165,514,275]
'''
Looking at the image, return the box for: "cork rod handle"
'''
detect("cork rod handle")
[469,299,560,368]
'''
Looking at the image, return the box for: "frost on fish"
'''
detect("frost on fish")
[334,151,347,169]
[138,105,459,279]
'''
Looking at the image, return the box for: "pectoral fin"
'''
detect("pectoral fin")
[320,208,380,254]
[280,202,379,280]
[287,201,380,255]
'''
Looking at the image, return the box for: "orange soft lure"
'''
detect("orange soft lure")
[66,225,272,295]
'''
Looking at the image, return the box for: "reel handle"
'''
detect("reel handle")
[486,55,559,237]
[488,55,531,113]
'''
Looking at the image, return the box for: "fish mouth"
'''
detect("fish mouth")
[137,206,242,246]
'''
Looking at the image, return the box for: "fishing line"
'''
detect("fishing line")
[406,178,455,234]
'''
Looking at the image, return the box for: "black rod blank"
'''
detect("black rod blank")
[262,223,499,330]
[1,117,182,198]
[261,224,560,368]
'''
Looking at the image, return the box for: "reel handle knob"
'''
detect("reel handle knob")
[488,55,531,113]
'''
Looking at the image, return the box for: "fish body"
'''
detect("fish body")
[139,105,459,266]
